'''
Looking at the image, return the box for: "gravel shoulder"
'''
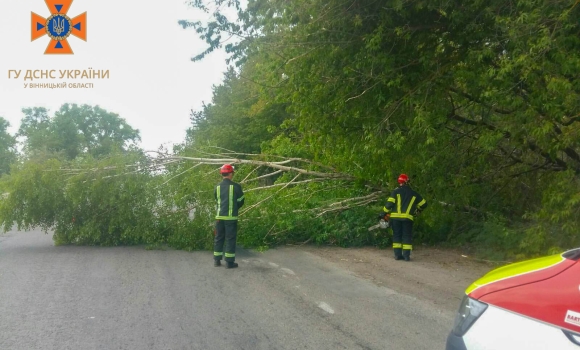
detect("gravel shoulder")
[299,245,497,313]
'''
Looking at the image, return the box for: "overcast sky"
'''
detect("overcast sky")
[0,0,237,151]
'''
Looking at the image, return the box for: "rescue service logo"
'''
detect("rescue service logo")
[565,310,580,327]
[31,0,87,54]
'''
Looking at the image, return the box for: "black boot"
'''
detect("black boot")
[394,247,403,260]
[226,261,238,269]
[214,260,221,267]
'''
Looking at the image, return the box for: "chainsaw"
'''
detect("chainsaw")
[368,214,390,231]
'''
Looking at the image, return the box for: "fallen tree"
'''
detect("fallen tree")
[0,148,394,250]
[2,143,576,259]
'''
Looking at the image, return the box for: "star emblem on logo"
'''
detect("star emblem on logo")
[31,0,87,54]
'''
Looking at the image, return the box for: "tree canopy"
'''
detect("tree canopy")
[18,104,140,160]
[178,0,580,258]
[0,117,18,175]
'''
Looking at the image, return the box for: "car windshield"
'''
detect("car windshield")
[563,248,580,260]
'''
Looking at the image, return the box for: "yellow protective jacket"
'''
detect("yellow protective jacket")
[383,184,427,221]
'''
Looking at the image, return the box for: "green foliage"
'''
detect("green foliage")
[179,0,580,258]
[0,153,148,245]
[0,107,219,250]
[187,66,290,153]
[230,174,393,249]
[0,151,214,250]
[2,1,580,261]
[18,104,140,161]
[0,117,18,176]
[0,159,65,232]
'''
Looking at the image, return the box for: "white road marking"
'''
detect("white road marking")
[280,268,295,275]
[317,302,335,314]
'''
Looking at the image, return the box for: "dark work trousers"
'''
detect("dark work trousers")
[214,220,238,262]
[391,219,414,258]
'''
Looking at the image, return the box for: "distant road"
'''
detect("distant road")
[0,229,457,350]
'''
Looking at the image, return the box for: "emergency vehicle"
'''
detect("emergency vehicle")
[446,247,580,349]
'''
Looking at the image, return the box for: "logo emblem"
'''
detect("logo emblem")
[31,0,87,54]
[565,310,580,327]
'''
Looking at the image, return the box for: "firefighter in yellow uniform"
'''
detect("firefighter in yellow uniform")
[379,174,427,261]
[214,164,245,269]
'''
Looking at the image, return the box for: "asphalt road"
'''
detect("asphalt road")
[0,229,455,350]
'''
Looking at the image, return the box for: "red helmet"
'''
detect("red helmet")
[398,174,409,184]
[220,164,235,174]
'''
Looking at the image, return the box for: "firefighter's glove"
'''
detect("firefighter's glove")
[377,213,386,220]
